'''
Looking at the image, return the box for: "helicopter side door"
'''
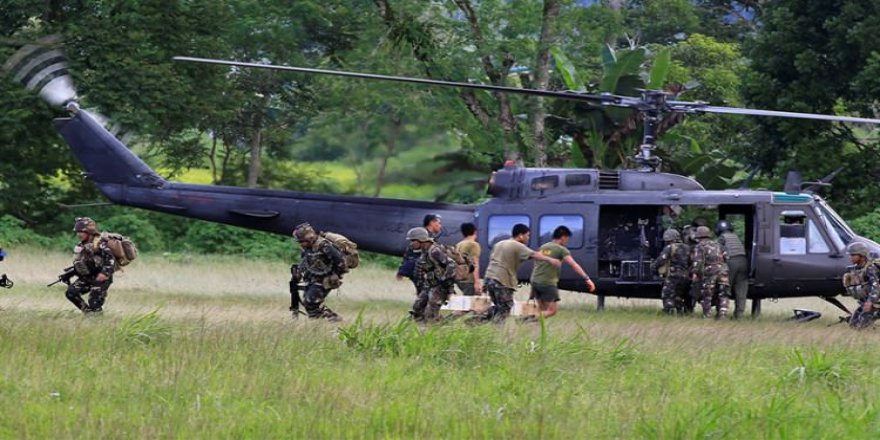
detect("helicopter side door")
[766,207,845,297]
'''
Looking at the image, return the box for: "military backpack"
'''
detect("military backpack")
[442,244,475,282]
[320,232,359,272]
[96,232,138,269]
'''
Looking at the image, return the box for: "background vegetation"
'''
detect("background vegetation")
[1,1,879,251]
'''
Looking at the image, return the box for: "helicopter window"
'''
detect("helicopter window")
[531,176,558,191]
[779,211,807,255]
[815,201,853,247]
[807,220,830,253]
[488,215,530,247]
[777,210,829,254]
[539,215,584,249]
[565,174,591,187]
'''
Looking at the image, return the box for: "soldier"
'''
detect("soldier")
[651,228,691,315]
[526,226,594,321]
[397,214,442,287]
[477,223,561,323]
[292,223,346,322]
[407,227,455,322]
[690,225,731,319]
[455,222,482,296]
[842,242,880,329]
[716,219,749,319]
[65,217,115,315]
[684,217,709,310]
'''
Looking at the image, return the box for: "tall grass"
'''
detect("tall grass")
[2,248,880,437]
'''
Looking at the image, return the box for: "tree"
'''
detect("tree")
[742,0,880,217]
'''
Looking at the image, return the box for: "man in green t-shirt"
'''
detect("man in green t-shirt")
[455,222,482,296]
[528,226,595,321]
[477,223,561,323]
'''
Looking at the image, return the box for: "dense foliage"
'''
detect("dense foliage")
[2,0,879,254]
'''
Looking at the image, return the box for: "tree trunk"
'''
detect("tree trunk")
[246,97,268,188]
[529,0,561,167]
[374,115,402,197]
[246,128,262,188]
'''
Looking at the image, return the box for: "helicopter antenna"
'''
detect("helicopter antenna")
[174,56,880,172]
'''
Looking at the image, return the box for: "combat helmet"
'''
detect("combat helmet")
[846,242,870,258]
[662,228,681,242]
[73,217,98,234]
[292,223,318,244]
[406,227,432,242]
[694,226,712,239]
[715,219,733,236]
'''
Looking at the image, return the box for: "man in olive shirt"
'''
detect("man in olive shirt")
[455,222,482,296]
[528,226,595,320]
[478,223,561,323]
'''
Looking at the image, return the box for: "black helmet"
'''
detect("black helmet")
[716,219,733,236]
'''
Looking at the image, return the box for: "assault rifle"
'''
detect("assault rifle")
[48,266,76,287]
[0,273,12,289]
[289,264,305,318]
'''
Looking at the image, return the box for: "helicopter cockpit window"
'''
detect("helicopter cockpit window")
[531,176,558,191]
[778,210,829,254]
[565,174,591,187]
[539,215,584,249]
[488,215,530,247]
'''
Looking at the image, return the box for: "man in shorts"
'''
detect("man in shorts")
[527,226,595,321]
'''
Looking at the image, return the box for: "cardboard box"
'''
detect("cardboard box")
[513,300,540,317]
[471,295,492,313]
[441,295,494,313]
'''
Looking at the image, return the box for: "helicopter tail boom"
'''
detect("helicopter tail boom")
[53,111,475,256]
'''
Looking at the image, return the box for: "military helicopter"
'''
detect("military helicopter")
[7,39,880,316]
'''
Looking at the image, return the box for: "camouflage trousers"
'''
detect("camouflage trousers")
[660,274,690,314]
[65,277,112,313]
[697,269,730,318]
[456,281,476,296]
[411,284,454,322]
[483,279,515,323]
[303,283,340,320]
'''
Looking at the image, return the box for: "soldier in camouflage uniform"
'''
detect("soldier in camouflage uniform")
[65,217,116,315]
[407,227,455,323]
[842,242,880,329]
[690,226,731,319]
[716,219,749,319]
[651,228,691,315]
[293,223,346,322]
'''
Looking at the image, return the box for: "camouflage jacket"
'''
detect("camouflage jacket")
[300,237,346,282]
[651,242,691,278]
[73,236,116,278]
[414,243,455,290]
[690,239,728,277]
[843,262,880,303]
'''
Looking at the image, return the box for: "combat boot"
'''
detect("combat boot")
[322,309,342,322]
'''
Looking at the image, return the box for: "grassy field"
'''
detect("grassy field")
[1,248,879,438]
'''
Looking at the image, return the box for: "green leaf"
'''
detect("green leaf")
[647,48,671,89]
[601,44,617,72]
[599,48,645,93]
[551,47,585,92]
[570,142,588,168]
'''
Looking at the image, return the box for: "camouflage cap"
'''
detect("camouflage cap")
[406,227,432,242]
[846,242,869,257]
[292,223,317,242]
[695,226,712,239]
[73,217,98,233]
[662,228,681,242]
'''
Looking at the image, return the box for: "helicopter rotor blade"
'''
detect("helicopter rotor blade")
[668,102,880,125]
[173,56,620,105]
